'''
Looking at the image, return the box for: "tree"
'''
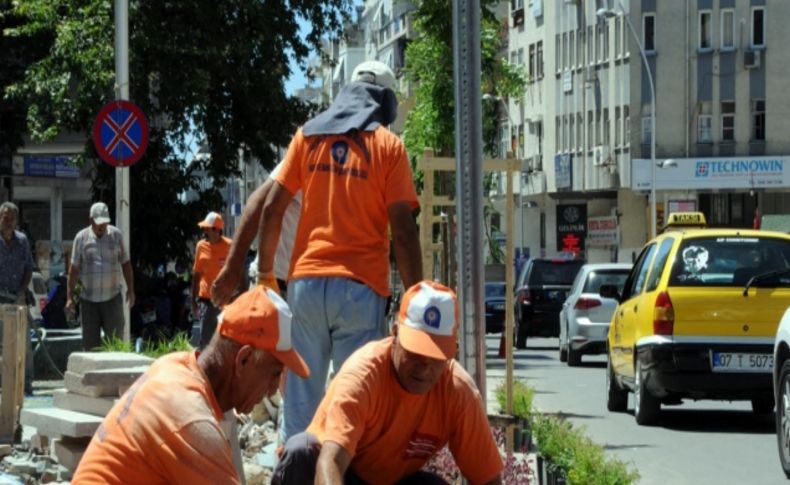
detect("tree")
[3,0,352,279]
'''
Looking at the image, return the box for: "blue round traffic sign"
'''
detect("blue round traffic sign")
[92,100,149,167]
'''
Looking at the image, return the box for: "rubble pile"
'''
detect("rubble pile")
[0,436,72,483]
[239,392,282,485]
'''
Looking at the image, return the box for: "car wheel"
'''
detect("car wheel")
[634,359,660,425]
[567,346,582,367]
[559,342,568,362]
[777,360,790,478]
[606,357,628,412]
[752,397,774,415]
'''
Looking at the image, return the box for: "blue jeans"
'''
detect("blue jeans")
[281,277,386,441]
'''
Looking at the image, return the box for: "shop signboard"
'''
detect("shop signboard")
[556,204,586,253]
[587,215,618,247]
[14,155,80,178]
[632,157,790,190]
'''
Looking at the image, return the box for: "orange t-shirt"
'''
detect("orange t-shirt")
[193,236,232,299]
[307,338,503,485]
[274,127,419,297]
[72,351,238,485]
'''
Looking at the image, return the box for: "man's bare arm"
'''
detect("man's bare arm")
[388,202,423,290]
[211,179,276,306]
[65,263,80,313]
[256,182,293,278]
[315,441,352,485]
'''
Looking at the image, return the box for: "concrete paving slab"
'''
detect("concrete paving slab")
[20,408,102,438]
[66,352,153,376]
[81,366,148,388]
[52,437,91,471]
[52,389,116,417]
[64,371,116,398]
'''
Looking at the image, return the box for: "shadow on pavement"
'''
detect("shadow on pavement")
[486,352,554,361]
[603,443,654,451]
[637,408,776,434]
[546,411,603,420]
[574,361,606,369]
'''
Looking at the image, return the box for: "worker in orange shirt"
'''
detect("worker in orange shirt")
[192,211,231,348]
[271,281,503,485]
[251,60,423,442]
[72,286,310,484]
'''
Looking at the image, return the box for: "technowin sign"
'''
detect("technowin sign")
[632,157,790,190]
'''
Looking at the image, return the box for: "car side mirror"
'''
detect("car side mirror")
[599,284,621,302]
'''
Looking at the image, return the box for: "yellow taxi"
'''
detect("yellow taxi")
[604,212,790,425]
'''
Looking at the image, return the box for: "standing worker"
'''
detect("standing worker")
[0,202,35,394]
[252,60,423,441]
[66,202,134,350]
[192,211,231,349]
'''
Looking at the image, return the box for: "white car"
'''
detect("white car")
[558,263,631,366]
[773,306,790,478]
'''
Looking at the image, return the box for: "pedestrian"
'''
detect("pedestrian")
[252,60,423,441]
[0,202,35,394]
[66,202,134,351]
[72,286,311,484]
[272,281,504,485]
[211,161,301,305]
[191,211,231,348]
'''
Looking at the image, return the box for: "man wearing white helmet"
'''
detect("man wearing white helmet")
[221,60,422,442]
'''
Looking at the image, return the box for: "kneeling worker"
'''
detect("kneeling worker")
[272,281,503,485]
[73,286,310,484]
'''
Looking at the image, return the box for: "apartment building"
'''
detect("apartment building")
[499,0,790,263]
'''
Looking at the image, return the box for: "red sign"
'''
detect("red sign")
[92,100,149,167]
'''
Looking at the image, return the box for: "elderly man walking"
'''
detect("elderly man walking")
[272,281,504,485]
[253,60,423,441]
[0,202,35,394]
[73,286,310,484]
[66,202,134,350]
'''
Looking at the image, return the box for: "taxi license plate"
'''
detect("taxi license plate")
[711,352,773,373]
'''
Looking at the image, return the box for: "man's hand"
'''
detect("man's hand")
[126,289,135,309]
[257,272,280,295]
[65,298,76,316]
[211,266,240,308]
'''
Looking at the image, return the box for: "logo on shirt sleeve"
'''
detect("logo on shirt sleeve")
[331,141,349,165]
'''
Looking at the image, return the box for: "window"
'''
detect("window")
[536,41,544,78]
[518,124,525,158]
[555,116,560,149]
[556,35,561,73]
[721,101,735,142]
[643,13,656,53]
[698,115,712,143]
[562,32,568,70]
[615,17,622,58]
[499,125,509,158]
[529,43,536,79]
[535,121,543,155]
[587,26,594,65]
[624,106,630,145]
[603,108,610,146]
[563,115,569,152]
[615,107,621,146]
[603,22,609,61]
[751,7,765,48]
[625,244,657,299]
[569,115,575,151]
[587,111,594,150]
[721,9,735,51]
[569,31,575,69]
[699,10,712,50]
[646,238,675,292]
[517,48,524,66]
[752,99,766,141]
[577,29,584,68]
[577,113,583,152]
[641,116,652,144]
[596,24,603,62]
[596,110,602,145]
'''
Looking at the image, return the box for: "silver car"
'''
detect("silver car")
[558,263,631,366]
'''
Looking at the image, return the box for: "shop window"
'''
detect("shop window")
[698,115,712,143]
[643,13,655,53]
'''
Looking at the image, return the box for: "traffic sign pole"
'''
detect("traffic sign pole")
[115,0,131,343]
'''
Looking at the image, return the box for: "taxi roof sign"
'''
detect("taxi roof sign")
[665,211,707,230]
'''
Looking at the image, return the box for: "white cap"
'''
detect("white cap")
[90,202,111,225]
[351,60,397,92]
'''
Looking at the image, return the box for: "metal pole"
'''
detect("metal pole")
[618,1,656,238]
[452,0,485,395]
[114,0,131,342]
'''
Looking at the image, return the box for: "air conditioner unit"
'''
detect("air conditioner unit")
[593,145,610,166]
[745,50,761,69]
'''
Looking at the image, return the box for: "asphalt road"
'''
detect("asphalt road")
[484,336,788,485]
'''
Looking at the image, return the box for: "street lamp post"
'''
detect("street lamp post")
[598,2,657,238]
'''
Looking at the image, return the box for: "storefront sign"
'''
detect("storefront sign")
[632,157,790,190]
[556,204,586,253]
[14,155,80,178]
[555,154,572,190]
[587,215,618,247]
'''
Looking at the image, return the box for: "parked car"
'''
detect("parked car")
[607,212,790,425]
[28,271,47,324]
[559,263,631,366]
[774,308,790,478]
[485,282,506,334]
[514,257,585,348]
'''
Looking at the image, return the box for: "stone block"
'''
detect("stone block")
[0,443,12,458]
[64,371,116,398]
[52,437,91,472]
[66,352,153,376]
[81,366,148,388]
[29,433,49,452]
[52,389,116,417]
[20,408,102,439]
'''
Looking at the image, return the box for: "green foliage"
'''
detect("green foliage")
[98,333,193,358]
[2,0,353,273]
[494,381,639,485]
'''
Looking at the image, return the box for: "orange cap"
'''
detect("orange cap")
[398,281,459,360]
[216,286,310,378]
[198,211,224,230]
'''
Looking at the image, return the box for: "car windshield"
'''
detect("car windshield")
[485,283,506,297]
[582,270,630,294]
[529,260,584,285]
[668,236,790,287]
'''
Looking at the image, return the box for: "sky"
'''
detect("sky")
[284,17,315,96]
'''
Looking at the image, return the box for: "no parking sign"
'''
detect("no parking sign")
[92,100,149,167]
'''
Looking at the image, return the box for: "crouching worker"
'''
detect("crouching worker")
[73,286,310,484]
[272,281,503,485]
